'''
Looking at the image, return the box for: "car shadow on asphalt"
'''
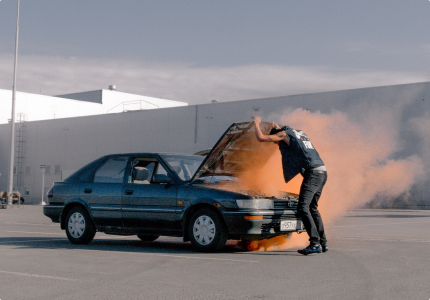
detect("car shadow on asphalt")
[346,214,429,218]
[0,236,301,256]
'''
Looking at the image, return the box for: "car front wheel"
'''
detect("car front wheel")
[65,206,96,244]
[188,208,227,252]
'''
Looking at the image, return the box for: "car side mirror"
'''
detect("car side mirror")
[152,174,172,184]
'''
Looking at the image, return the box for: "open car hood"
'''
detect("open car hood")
[191,121,277,182]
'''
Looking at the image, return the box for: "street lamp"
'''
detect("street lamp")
[7,0,20,206]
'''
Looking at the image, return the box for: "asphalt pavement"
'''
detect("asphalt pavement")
[0,206,429,300]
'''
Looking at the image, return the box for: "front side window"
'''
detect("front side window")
[129,158,173,184]
[130,159,156,184]
[93,157,128,183]
[160,155,204,181]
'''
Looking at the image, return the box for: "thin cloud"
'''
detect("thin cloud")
[339,40,430,57]
[0,53,428,105]
[422,43,430,53]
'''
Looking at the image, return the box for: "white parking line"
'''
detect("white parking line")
[0,238,66,244]
[328,220,430,228]
[335,236,430,243]
[6,230,61,235]
[4,230,136,239]
[328,248,375,252]
[135,252,259,263]
[0,270,77,281]
[0,221,58,226]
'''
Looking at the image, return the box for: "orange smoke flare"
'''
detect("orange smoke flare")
[237,108,425,251]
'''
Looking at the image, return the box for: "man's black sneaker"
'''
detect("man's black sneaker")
[297,244,322,255]
[321,243,328,253]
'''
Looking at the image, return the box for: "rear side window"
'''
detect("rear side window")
[93,157,128,183]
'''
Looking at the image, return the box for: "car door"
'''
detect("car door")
[80,156,129,227]
[121,157,179,232]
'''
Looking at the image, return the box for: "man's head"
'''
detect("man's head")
[267,126,286,145]
[269,125,290,144]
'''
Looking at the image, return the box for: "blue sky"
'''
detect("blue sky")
[0,0,429,104]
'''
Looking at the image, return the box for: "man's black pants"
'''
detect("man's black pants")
[297,169,328,244]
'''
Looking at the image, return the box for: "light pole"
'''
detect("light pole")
[40,165,46,205]
[7,0,20,205]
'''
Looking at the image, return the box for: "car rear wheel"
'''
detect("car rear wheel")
[188,208,227,252]
[137,234,159,242]
[65,206,96,244]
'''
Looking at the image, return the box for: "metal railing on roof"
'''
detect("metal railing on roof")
[107,100,160,114]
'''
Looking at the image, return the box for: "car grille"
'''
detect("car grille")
[261,223,278,231]
[274,200,298,209]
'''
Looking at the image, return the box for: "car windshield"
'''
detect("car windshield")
[160,154,205,181]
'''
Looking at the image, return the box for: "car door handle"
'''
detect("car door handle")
[84,188,92,194]
[124,190,134,195]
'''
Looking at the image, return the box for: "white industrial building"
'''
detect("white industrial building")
[0,87,188,124]
[0,82,429,207]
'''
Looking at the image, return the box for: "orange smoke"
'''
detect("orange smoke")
[243,233,309,252]
[283,109,424,224]
[238,108,425,251]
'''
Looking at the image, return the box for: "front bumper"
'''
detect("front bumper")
[222,209,305,240]
[43,204,63,223]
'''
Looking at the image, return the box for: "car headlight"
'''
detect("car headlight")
[236,199,274,210]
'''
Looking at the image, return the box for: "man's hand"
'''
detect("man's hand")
[272,122,281,129]
[252,116,262,124]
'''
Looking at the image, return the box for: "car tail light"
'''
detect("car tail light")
[47,188,53,199]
